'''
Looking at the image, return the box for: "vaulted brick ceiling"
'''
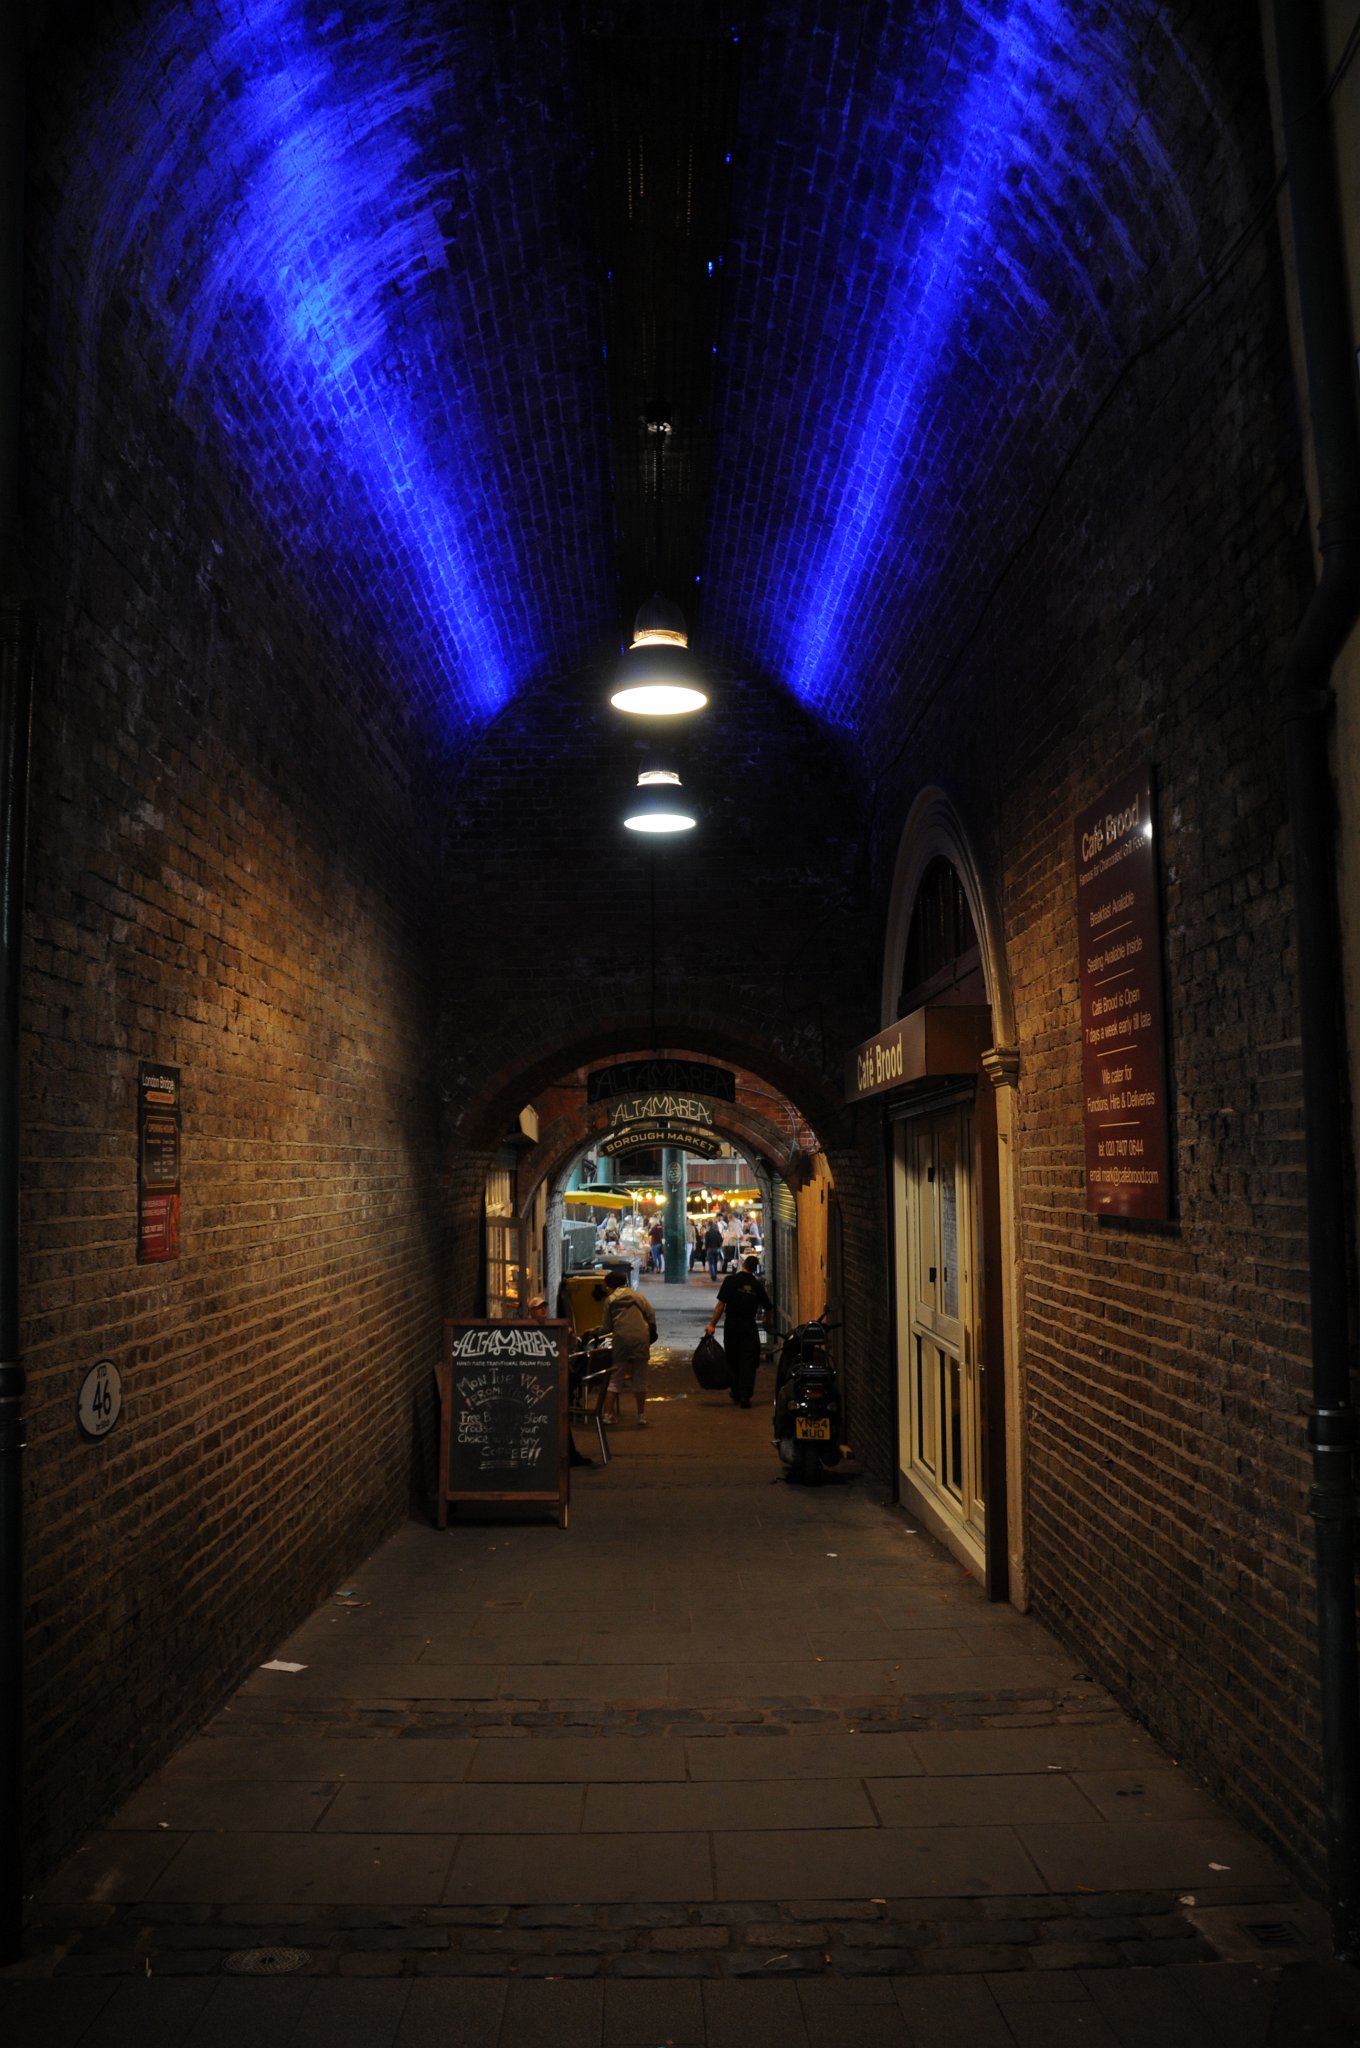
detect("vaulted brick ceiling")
[47,0,1230,748]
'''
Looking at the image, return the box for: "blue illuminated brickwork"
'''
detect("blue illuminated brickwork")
[51,0,1234,743]
[57,0,614,733]
[701,0,1211,729]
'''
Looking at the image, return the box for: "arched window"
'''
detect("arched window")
[898,856,985,1016]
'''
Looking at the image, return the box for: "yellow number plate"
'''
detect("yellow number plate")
[795,1417,831,1441]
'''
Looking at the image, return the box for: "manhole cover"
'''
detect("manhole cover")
[223,1946,311,1976]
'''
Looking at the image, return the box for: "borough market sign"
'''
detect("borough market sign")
[600,1124,724,1159]
[599,1094,723,1159]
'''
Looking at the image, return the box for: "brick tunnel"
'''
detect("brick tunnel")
[4,0,1360,2036]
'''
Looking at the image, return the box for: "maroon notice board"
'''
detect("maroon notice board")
[1075,771,1172,1221]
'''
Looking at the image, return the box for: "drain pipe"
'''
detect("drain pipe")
[0,0,32,1969]
[1274,0,1360,1964]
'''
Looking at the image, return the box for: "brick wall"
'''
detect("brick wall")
[20,90,448,1883]
[851,25,1326,1886]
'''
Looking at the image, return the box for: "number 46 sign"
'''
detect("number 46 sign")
[77,1359,123,1440]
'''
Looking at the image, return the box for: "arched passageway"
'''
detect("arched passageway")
[449,1035,868,1466]
[8,0,1358,1988]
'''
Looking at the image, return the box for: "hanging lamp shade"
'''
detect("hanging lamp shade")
[609,595,709,717]
[623,768,697,834]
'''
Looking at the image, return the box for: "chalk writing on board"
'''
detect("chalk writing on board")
[452,1364,554,1471]
[437,1318,569,1524]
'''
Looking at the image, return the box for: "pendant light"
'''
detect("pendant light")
[609,408,708,716]
[610,594,709,716]
[623,768,697,834]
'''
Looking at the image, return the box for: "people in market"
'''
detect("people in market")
[599,1266,658,1425]
[705,1254,773,1408]
[703,1216,723,1280]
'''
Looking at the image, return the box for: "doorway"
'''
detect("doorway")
[893,1096,986,1575]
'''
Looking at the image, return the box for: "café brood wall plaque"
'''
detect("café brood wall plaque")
[436,1320,569,1528]
[1075,770,1172,1221]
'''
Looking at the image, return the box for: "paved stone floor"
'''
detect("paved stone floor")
[5,1284,1359,2043]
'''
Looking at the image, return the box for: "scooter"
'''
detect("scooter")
[773,1309,844,1485]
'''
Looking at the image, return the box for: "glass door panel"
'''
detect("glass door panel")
[913,1128,937,1311]
[895,1102,984,1565]
[943,1349,963,1502]
[915,1333,937,1476]
[938,1120,960,1321]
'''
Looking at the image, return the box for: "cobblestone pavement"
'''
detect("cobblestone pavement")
[5,1313,1359,2043]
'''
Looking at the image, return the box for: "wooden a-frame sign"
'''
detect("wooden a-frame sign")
[436,1319,569,1528]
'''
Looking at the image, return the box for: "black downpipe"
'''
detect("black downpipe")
[1274,0,1360,1963]
[0,0,31,1970]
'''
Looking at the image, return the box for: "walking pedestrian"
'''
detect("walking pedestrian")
[705,1254,773,1408]
[703,1216,723,1281]
[599,1266,658,1425]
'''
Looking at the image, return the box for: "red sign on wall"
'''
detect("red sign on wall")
[1074,772,1172,1221]
[138,1062,182,1262]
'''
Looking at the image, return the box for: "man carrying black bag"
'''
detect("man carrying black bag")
[691,1327,730,1391]
[704,1255,773,1409]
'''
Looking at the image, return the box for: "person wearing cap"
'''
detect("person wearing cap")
[705,1254,773,1409]
[599,1266,658,1426]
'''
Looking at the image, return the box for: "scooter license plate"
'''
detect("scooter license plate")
[795,1417,831,1441]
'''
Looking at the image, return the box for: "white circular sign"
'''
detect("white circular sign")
[77,1359,123,1439]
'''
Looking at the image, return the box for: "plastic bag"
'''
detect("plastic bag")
[691,1332,730,1391]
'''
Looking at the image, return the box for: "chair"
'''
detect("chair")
[570,1365,612,1465]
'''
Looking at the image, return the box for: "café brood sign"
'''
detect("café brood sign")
[1075,769,1172,1220]
[598,1093,723,1159]
[843,1007,993,1104]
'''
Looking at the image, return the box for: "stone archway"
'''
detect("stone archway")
[524,1082,807,1334]
[440,1019,890,1481]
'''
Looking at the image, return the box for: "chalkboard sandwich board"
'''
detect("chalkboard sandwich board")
[437,1319,570,1528]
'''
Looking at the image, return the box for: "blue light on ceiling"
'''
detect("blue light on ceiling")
[229,59,517,716]
[705,0,1193,730]
[67,0,609,731]
[782,3,1083,715]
